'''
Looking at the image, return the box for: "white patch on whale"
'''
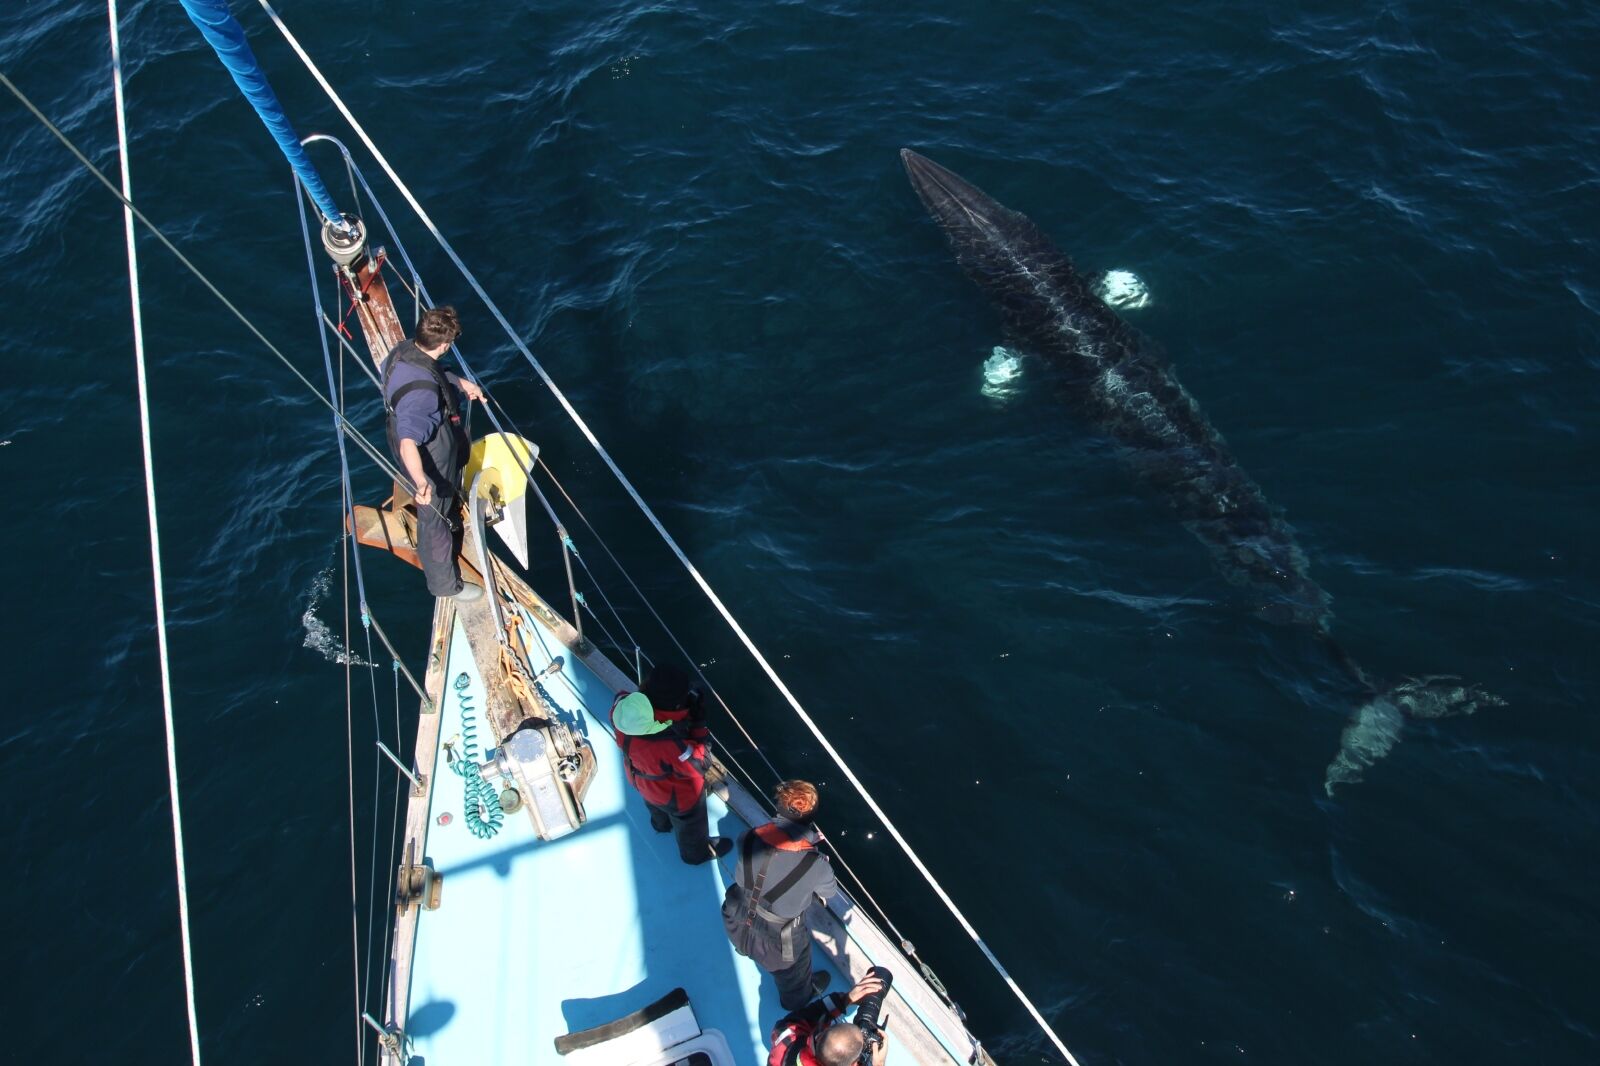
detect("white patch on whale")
[1324,678,1505,794]
[981,346,1024,400]
[1324,694,1403,794]
[1095,269,1151,310]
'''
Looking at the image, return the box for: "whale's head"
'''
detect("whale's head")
[900,149,1017,248]
[901,149,1099,341]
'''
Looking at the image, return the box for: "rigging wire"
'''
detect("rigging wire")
[358,537,386,1042]
[338,470,365,1066]
[256,10,1082,1058]
[1,56,424,1066]
[320,313,383,391]
[297,135,573,535]
[574,595,628,664]
[298,171,406,1056]
[378,657,407,1029]
[104,4,202,1062]
[13,15,1082,1057]
[21,28,927,1066]
[297,157,368,1062]
[307,134,660,722]
[0,70,454,529]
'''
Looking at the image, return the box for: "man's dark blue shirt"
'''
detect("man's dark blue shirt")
[382,346,464,446]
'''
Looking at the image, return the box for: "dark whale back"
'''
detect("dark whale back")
[902,149,1328,626]
[902,149,1506,794]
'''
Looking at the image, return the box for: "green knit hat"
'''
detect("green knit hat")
[613,691,669,736]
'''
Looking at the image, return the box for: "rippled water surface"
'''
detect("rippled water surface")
[3,2,1597,1063]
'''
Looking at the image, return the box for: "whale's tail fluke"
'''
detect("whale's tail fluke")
[1323,677,1504,795]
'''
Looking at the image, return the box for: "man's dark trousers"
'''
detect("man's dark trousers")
[769,940,815,1011]
[415,419,466,597]
[646,793,712,865]
[734,909,817,1010]
[416,479,464,597]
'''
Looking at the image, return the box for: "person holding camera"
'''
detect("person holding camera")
[722,779,838,1009]
[768,968,893,1066]
[610,663,732,865]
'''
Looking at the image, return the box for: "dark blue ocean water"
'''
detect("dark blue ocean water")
[3,1,1597,1063]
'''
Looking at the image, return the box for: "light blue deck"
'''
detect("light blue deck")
[404,603,845,1065]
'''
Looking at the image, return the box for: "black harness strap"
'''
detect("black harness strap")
[381,341,460,421]
[741,829,819,921]
[761,850,821,908]
[740,832,778,931]
[387,378,443,410]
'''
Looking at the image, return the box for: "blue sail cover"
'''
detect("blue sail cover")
[179,0,343,226]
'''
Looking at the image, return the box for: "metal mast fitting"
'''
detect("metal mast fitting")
[322,215,367,268]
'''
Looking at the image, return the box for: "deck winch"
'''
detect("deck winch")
[477,724,583,841]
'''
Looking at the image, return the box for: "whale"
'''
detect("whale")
[901,148,1500,793]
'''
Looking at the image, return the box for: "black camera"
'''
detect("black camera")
[853,966,893,1062]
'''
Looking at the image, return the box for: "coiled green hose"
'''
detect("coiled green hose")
[451,672,503,839]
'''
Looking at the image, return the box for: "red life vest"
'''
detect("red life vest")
[767,995,846,1066]
[767,1029,822,1066]
[610,693,708,812]
[755,822,815,853]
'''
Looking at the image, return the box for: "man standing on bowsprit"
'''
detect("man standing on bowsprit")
[723,779,839,1010]
[381,305,485,601]
[611,663,733,865]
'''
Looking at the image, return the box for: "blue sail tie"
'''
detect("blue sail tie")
[178,0,343,226]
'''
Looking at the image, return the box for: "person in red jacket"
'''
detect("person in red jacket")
[611,663,732,865]
[767,970,891,1066]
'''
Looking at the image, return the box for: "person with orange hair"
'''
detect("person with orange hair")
[722,779,839,1010]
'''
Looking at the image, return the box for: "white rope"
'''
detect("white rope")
[0,74,460,541]
[257,7,1081,1061]
[106,4,202,1062]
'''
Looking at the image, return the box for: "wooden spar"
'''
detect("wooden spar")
[340,246,411,501]
[383,594,454,1051]
[347,503,485,586]
[342,249,409,372]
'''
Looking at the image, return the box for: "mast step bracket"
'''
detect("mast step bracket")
[396,860,443,913]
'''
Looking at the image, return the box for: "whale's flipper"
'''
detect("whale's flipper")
[1093,269,1152,310]
[1324,678,1506,795]
[982,346,1026,399]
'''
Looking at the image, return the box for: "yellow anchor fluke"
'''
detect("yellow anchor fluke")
[461,433,538,569]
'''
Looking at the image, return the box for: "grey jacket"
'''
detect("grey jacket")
[731,817,837,922]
